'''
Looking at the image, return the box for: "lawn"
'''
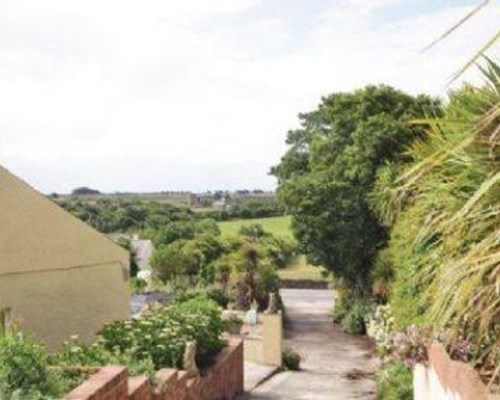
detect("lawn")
[277,255,328,282]
[218,216,328,282]
[218,215,293,239]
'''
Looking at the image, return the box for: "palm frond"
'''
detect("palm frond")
[420,0,492,53]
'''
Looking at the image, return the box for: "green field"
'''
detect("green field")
[277,256,328,282]
[218,215,293,238]
[218,216,328,282]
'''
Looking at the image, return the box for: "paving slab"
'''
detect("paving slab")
[248,289,377,400]
[244,362,278,391]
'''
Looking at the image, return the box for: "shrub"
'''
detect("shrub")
[261,237,298,269]
[238,224,268,239]
[98,297,225,369]
[151,242,202,282]
[332,281,350,323]
[377,361,413,400]
[371,248,394,302]
[332,296,349,323]
[49,338,155,394]
[130,277,147,294]
[0,333,62,399]
[206,287,230,309]
[229,243,280,311]
[223,315,243,334]
[341,301,369,335]
[282,346,301,371]
[367,305,394,357]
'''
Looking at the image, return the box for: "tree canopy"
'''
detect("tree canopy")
[271,85,440,288]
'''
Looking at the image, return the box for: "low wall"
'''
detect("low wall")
[414,343,500,400]
[280,280,328,289]
[65,337,244,400]
[243,313,282,367]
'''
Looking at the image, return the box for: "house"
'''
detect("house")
[130,235,154,271]
[0,166,130,350]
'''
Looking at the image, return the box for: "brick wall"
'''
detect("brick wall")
[64,338,244,400]
[414,343,500,400]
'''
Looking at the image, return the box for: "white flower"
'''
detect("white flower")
[137,270,152,281]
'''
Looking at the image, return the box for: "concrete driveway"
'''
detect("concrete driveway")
[248,289,377,400]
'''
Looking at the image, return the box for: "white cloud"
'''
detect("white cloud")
[0,0,498,192]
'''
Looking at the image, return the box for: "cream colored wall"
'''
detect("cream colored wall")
[243,313,283,367]
[414,364,460,400]
[0,166,130,350]
[0,262,129,350]
[262,314,282,367]
[413,362,500,400]
[0,167,128,275]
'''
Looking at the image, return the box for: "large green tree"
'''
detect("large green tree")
[272,85,440,289]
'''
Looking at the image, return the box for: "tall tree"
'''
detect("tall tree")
[272,85,440,290]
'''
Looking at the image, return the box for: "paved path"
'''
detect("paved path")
[248,289,377,400]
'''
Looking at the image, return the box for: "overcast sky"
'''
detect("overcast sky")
[0,0,499,193]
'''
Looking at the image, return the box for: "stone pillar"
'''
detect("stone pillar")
[262,312,283,367]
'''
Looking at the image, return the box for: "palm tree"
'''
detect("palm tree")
[372,58,499,386]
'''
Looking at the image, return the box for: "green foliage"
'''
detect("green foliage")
[223,315,244,334]
[218,216,293,239]
[229,242,280,311]
[129,277,148,294]
[370,248,394,302]
[49,338,155,393]
[205,287,230,309]
[282,346,302,371]
[0,333,62,399]
[223,198,284,220]
[151,233,227,284]
[149,221,197,247]
[115,237,139,278]
[151,241,202,282]
[149,218,286,311]
[370,61,500,377]
[238,223,268,238]
[272,85,440,289]
[98,297,225,369]
[377,361,413,400]
[341,300,369,335]
[56,198,193,233]
[332,297,348,324]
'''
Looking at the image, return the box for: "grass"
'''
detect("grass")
[218,216,293,238]
[219,216,328,281]
[277,256,328,281]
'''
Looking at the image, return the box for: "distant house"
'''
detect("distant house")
[0,166,130,350]
[213,197,227,211]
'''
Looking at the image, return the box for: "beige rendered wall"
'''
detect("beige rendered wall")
[0,262,129,350]
[0,166,130,350]
[413,343,500,400]
[243,313,283,367]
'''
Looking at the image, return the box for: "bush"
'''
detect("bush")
[98,297,225,369]
[223,315,243,335]
[0,333,62,399]
[238,224,269,239]
[332,295,349,323]
[341,301,369,335]
[332,280,351,323]
[282,346,301,371]
[151,242,202,282]
[49,338,155,393]
[206,287,230,309]
[377,361,413,400]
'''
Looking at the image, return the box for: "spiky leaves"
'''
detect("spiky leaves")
[372,59,500,381]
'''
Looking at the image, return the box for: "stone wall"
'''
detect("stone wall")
[65,338,244,400]
[414,343,500,400]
